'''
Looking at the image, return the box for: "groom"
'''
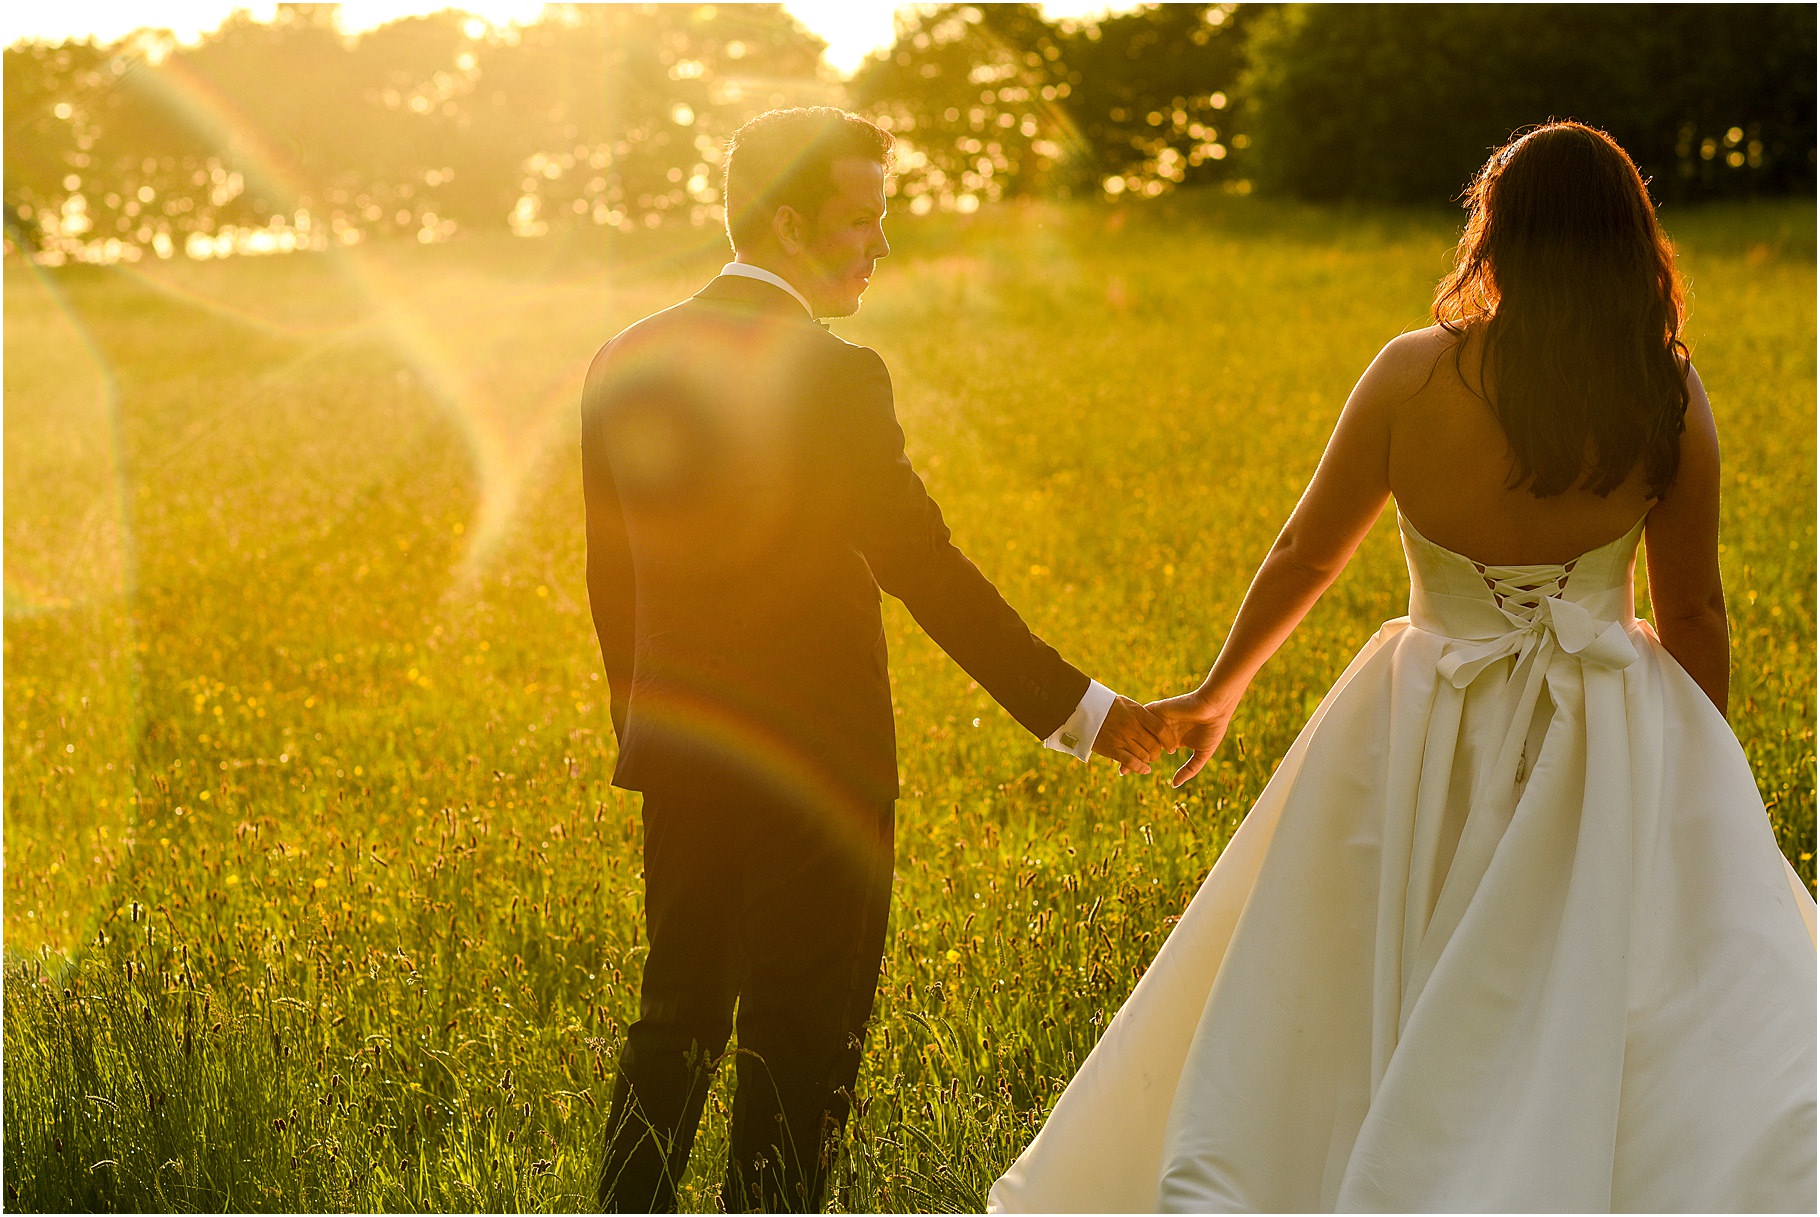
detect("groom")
[581,107,1165,1212]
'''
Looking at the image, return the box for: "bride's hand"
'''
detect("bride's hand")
[1146,691,1236,788]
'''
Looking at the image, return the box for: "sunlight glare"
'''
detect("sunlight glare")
[7,2,1145,69]
[333,0,546,37]
[781,1,1145,76]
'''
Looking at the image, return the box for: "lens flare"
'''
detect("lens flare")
[3,262,134,615]
[623,685,896,874]
[4,259,148,958]
[105,48,585,586]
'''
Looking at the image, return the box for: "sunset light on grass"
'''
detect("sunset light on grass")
[5,4,1812,1210]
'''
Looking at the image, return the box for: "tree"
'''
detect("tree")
[470,4,828,235]
[3,4,829,261]
[1053,3,1257,197]
[5,38,118,250]
[1240,4,1816,204]
[849,4,1068,211]
[850,3,1258,209]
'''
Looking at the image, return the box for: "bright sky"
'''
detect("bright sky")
[1,1,1143,75]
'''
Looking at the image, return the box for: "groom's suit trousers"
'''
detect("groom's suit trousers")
[597,776,893,1212]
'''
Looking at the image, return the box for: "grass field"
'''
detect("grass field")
[5,194,1814,1211]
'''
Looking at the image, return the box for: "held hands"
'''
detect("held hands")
[1146,689,1237,788]
[1091,695,1170,776]
[1086,686,1238,784]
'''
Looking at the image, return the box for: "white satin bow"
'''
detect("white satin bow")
[1437,594,1639,690]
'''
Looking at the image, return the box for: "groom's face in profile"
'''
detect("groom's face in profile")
[796,157,889,318]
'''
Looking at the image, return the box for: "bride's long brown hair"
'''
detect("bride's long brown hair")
[1433,122,1690,498]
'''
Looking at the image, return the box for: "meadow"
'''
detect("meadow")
[5,194,1814,1211]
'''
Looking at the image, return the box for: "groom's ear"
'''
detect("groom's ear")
[772,205,808,256]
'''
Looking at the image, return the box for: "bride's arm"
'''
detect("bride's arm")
[1155,334,1414,786]
[1643,365,1728,716]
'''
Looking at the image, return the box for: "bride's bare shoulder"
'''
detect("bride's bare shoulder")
[1352,324,1471,409]
[1381,322,1468,370]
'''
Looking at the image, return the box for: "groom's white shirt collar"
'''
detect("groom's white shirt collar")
[720,261,812,317]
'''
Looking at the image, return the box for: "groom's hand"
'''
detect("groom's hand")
[1092,695,1168,775]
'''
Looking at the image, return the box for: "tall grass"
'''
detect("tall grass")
[6,194,1813,1210]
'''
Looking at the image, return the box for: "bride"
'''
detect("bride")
[989,122,1816,1213]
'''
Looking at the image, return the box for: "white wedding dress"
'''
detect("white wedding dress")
[990,510,1816,1213]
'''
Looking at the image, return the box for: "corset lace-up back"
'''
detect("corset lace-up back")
[1398,510,1642,644]
[1471,558,1577,622]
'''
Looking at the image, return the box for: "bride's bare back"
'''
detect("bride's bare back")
[1154,317,1727,784]
[1386,324,1661,566]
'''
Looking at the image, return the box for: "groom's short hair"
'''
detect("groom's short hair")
[724,108,893,251]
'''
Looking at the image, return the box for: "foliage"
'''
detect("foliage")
[848,3,1257,208]
[1049,3,1259,197]
[1240,3,1818,204]
[2,4,829,259]
[5,3,1815,260]
[4,196,1815,1211]
[848,4,1072,211]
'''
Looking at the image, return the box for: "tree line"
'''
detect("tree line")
[5,3,1812,260]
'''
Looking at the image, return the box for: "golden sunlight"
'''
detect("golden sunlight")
[3,2,1144,75]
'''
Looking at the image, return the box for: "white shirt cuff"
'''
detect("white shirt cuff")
[1043,679,1116,762]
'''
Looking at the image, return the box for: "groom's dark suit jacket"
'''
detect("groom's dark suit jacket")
[581,273,1089,809]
